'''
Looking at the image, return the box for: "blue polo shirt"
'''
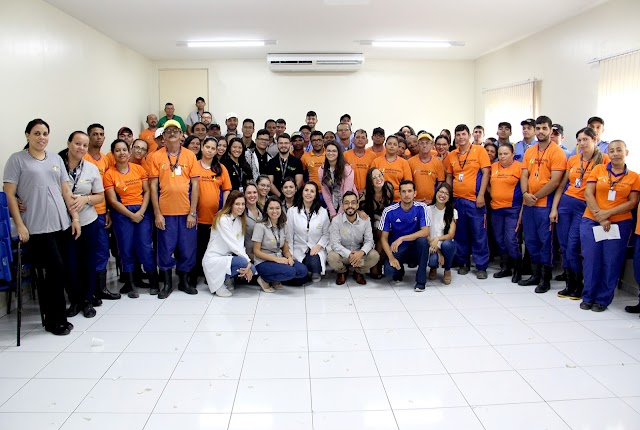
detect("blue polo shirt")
[379,201,429,242]
[514,139,536,162]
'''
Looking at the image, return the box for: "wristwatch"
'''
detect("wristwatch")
[189,211,197,217]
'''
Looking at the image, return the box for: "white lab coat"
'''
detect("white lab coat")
[286,206,330,274]
[202,214,251,294]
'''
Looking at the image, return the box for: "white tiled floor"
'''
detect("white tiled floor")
[0,266,639,429]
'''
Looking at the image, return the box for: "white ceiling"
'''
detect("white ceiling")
[44,0,607,61]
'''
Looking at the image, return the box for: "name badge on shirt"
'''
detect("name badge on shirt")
[239,186,244,193]
[458,173,464,182]
[574,178,582,188]
[174,165,182,176]
[608,189,616,201]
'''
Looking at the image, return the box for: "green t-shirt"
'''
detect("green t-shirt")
[158,115,187,132]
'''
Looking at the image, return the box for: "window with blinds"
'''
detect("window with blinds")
[597,50,640,169]
[483,80,537,142]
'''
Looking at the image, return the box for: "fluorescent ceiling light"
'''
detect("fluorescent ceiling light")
[186,40,268,48]
[363,41,464,48]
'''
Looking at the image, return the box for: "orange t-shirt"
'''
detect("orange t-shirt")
[139,129,157,151]
[131,157,152,175]
[444,145,491,202]
[563,153,610,201]
[84,152,114,215]
[584,163,640,224]
[490,161,523,210]
[301,150,325,189]
[193,161,232,225]
[371,155,412,201]
[366,147,386,158]
[522,143,567,207]
[103,163,148,206]
[147,147,199,216]
[408,154,446,203]
[344,149,378,192]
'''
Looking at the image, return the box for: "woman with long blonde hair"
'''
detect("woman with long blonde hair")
[202,190,256,297]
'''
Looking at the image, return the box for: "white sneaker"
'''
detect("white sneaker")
[311,273,322,283]
[215,287,232,297]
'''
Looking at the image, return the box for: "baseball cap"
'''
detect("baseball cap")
[417,132,434,142]
[372,127,385,136]
[163,119,181,130]
[520,118,535,127]
[552,124,564,135]
[154,128,164,138]
[117,126,133,136]
[226,112,238,120]
[291,132,304,141]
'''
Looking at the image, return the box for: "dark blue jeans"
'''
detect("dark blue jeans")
[384,236,429,287]
[256,260,308,283]
[428,239,456,270]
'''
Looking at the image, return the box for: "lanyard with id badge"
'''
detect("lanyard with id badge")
[167,148,182,177]
[456,148,471,182]
[574,157,593,189]
[607,169,627,201]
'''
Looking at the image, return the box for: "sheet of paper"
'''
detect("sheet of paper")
[592,224,621,242]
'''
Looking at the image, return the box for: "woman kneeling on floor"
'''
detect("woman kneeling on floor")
[427,183,457,284]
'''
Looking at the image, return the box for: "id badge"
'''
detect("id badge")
[608,189,616,201]
[239,186,244,193]
[574,178,582,188]
[174,165,182,176]
[458,173,464,182]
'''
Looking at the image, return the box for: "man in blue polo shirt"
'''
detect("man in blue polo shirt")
[379,180,430,291]
[514,118,537,162]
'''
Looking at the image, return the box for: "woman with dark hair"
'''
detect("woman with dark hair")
[286,182,330,282]
[427,183,457,284]
[490,143,524,282]
[371,135,412,201]
[280,176,298,211]
[189,137,232,289]
[399,125,415,140]
[579,140,639,312]
[59,131,105,317]
[3,119,81,335]
[256,175,271,210]
[191,121,207,142]
[216,138,227,161]
[253,197,308,292]
[318,141,357,219]
[202,190,256,297]
[222,137,253,192]
[434,134,450,161]
[484,141,498,164]
[104,139,158,298]
[183,135,201,158]
[243,182,263,261]
[323,130,336,145]
[359,167,395,278]
[550,127,609,299]
[130,138,151,173]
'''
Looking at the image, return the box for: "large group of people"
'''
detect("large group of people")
[4,98,640,337]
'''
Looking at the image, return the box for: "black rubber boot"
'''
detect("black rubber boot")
[133,265,149,289]
[188,269,199,292]
[493,255,512,278]
[177,270,198,295]
[570,271,584,300]
[511,258,522,284]
[95,270,121,300]
[557,270,574,298]
[555,270,567,282]
[65,303,82,317]
[122,272,139,298]
[625,302,640,313]
[535,265,552,293]
[148,269,159,296]
[518,263,540,286]
[158,270,173,299]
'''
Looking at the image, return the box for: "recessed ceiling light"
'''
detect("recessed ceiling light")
[360,40,464,48]
[180,40,277,48]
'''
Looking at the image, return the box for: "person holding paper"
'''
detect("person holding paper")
[550,127,609,300]
[579,140,640,312]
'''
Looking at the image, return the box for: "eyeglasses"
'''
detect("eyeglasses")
[310,139,323,143]
[132,146,147,152]
[372,174,384,180]
[343,200,359,206]
[437,190,450,196]
[164,129,181,135]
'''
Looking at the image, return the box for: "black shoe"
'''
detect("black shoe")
[557,287,571,298]
[158,270,174,299]
[66,321,74,331]
[120,272,139,298]
[392,267,405,282]
[45,323,70,336]
[82,302,96,318]
[519,264,541,286]
[457,265,470,275]
[511,259,522,284]
[555,270,567,282]
[92,297,103,307]
[624,302,640,313]
[534,265,552,294]
[493,255,512,278]
[65,303,82,317]
[95,270,121,300]
[580,301,593,310]
[591,303,607,312]
[177,270,198,295]
[148,269,160,295]
[133,265,150,289]
[493,268,512,278]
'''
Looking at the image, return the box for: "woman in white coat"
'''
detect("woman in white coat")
[286,181,330,283]
[202,190,256,297]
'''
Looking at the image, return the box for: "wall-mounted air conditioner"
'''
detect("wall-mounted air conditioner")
[267,53,364,72]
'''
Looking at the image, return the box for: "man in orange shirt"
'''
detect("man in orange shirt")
[84,123,120,301]
[140,114,158,149]
[301,130,325,189]
[444,124,491,279]
[367,127,386,158]
[344,129,377,192]
[409,133,445,204]
[148,120,200,299]
[519,116,566,293]
[372,135,412,201]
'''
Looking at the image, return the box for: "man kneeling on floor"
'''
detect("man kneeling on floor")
[379,180,430,291]
[328,192,380,285]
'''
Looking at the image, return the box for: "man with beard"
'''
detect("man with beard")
[266,133,304,197]
[328,192,380,285]
[301,130,326,189]
[140,114,159,149]
[246,128,273,181]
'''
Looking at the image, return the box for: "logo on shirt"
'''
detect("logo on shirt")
[52,166,58,171]
[395,218,401,223]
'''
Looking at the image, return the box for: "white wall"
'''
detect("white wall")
[474,0,640,148]
[151,59,475,139]
[1,0,153,173]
